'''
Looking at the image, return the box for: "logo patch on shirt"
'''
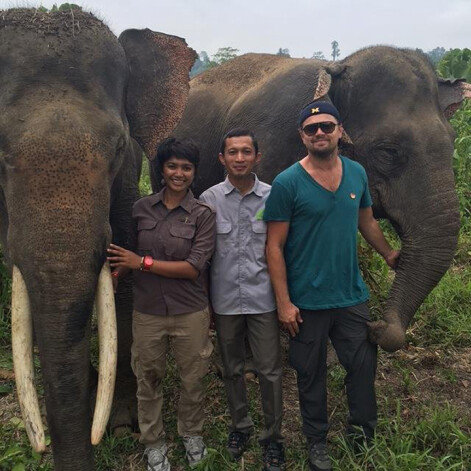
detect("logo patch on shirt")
[350,193,356,199]
[256,208,265,220]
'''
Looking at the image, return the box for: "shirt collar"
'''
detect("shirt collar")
[222,174,263,197]
[150,188,196,213]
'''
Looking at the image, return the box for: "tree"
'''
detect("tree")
[311,51,326,60]
[276,48,290,57]
[331,41,340,61]
[426,47,447,66]
[190,51,211,78]
[212,47,239,65]
[437,48,471,82]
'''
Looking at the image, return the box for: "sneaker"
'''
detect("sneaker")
[262,442,285,470]
[182,435,208,468]
[226,431,250,461]
[308,442,332,471]
[144,444,170,471]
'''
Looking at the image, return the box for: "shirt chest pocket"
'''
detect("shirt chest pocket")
[164,223,196,260]
[216,221,232,255]
[251,220,267,254]
[137,220,158,251]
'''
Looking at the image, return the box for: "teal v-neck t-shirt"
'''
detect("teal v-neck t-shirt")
[264,156,372,310]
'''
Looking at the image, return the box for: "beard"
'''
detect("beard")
[308,140,339,159]
[311,147,336,159]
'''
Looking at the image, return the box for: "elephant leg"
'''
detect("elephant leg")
[111,274,138,431]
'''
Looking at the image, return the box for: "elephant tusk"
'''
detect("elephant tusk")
[11,266,46,453]
[91,263,117,445]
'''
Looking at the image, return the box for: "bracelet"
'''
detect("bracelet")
[140,255,154,271]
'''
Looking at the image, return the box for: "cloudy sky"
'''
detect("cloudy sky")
[1,0,469,59]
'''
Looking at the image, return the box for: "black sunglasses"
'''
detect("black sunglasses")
[302,122,338,136]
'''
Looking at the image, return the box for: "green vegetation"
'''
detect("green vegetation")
[438,48,471,82]
[139,158,153,196]
[0,248,11,346]
[331,40,341,61]
[191,47,239,77]
[36,4,81,13]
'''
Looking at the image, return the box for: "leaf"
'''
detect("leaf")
[12,463,26,471]
[0,383,13,395]
[9,417,25,429]
[0,446,22,463]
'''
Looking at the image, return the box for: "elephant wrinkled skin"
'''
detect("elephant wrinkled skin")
[0,8,195,471]
[175,47,469,352]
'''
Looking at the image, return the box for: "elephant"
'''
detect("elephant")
[0,7,195,471]
[174,47,471,353]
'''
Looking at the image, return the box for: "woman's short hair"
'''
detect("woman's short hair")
[155,137,200,172]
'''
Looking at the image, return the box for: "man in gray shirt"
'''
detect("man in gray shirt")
[200,129,284,470]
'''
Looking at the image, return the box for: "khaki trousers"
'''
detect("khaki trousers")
[215,311,283,444]
[131,308,213,448]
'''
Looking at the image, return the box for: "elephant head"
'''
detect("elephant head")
[324,47,465,351]
[174,47,467,353]
[0,8,195,471]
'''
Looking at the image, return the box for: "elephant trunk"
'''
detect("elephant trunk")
[9,227,117,470]
[368,185,460,352]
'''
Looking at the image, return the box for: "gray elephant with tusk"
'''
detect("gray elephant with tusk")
[174,47,470,352]
[0,7,196,471]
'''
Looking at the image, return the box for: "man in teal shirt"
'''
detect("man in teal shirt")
[264,101,400,471]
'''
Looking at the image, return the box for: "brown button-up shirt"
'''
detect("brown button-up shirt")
[130,189,216,316]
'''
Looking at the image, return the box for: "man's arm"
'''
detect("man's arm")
[266,221,303,337]
[358,207,400,269]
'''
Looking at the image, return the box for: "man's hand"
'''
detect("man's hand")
[278,302,303,337]
[107,244,142,270]
[384,249,400,270]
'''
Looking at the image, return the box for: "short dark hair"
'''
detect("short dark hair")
[156,137,200,172]
[219,128,259,155]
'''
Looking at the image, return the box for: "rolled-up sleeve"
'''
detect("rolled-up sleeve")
[186,208,216,274]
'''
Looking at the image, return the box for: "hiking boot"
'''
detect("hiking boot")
[262,442,285,470]
[182,435,208,468]
[144,444,170,471]
[308,441,332,471]
[226,430,250,461]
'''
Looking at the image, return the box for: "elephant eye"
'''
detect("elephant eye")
[370,142,408,178]
[116,136,126,156]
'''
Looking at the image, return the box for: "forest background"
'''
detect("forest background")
[0,43,470,470]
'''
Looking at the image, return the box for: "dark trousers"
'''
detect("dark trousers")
[215,311,283,444]
[289,303,377,443]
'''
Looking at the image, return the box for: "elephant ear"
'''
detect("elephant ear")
[313,66,355,155]
[437,78,471,119]
[119,29,197,160]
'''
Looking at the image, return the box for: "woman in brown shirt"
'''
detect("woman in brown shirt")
[107,138,216,471]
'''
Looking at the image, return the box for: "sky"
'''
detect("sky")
[1,0,470,59]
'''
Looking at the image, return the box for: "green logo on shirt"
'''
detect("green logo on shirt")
[256,208,264,220]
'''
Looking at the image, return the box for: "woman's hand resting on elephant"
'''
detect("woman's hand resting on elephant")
[107,244,142,270]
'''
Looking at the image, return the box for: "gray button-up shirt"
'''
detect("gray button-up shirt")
[200,175,276,315]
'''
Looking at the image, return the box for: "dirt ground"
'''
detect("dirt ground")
[0,341,469,470]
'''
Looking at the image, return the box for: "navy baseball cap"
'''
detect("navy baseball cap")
[299,101,341,127]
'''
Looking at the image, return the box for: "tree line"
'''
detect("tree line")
[191,44,471,82]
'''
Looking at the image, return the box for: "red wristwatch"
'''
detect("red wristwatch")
[141,255,154,271]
